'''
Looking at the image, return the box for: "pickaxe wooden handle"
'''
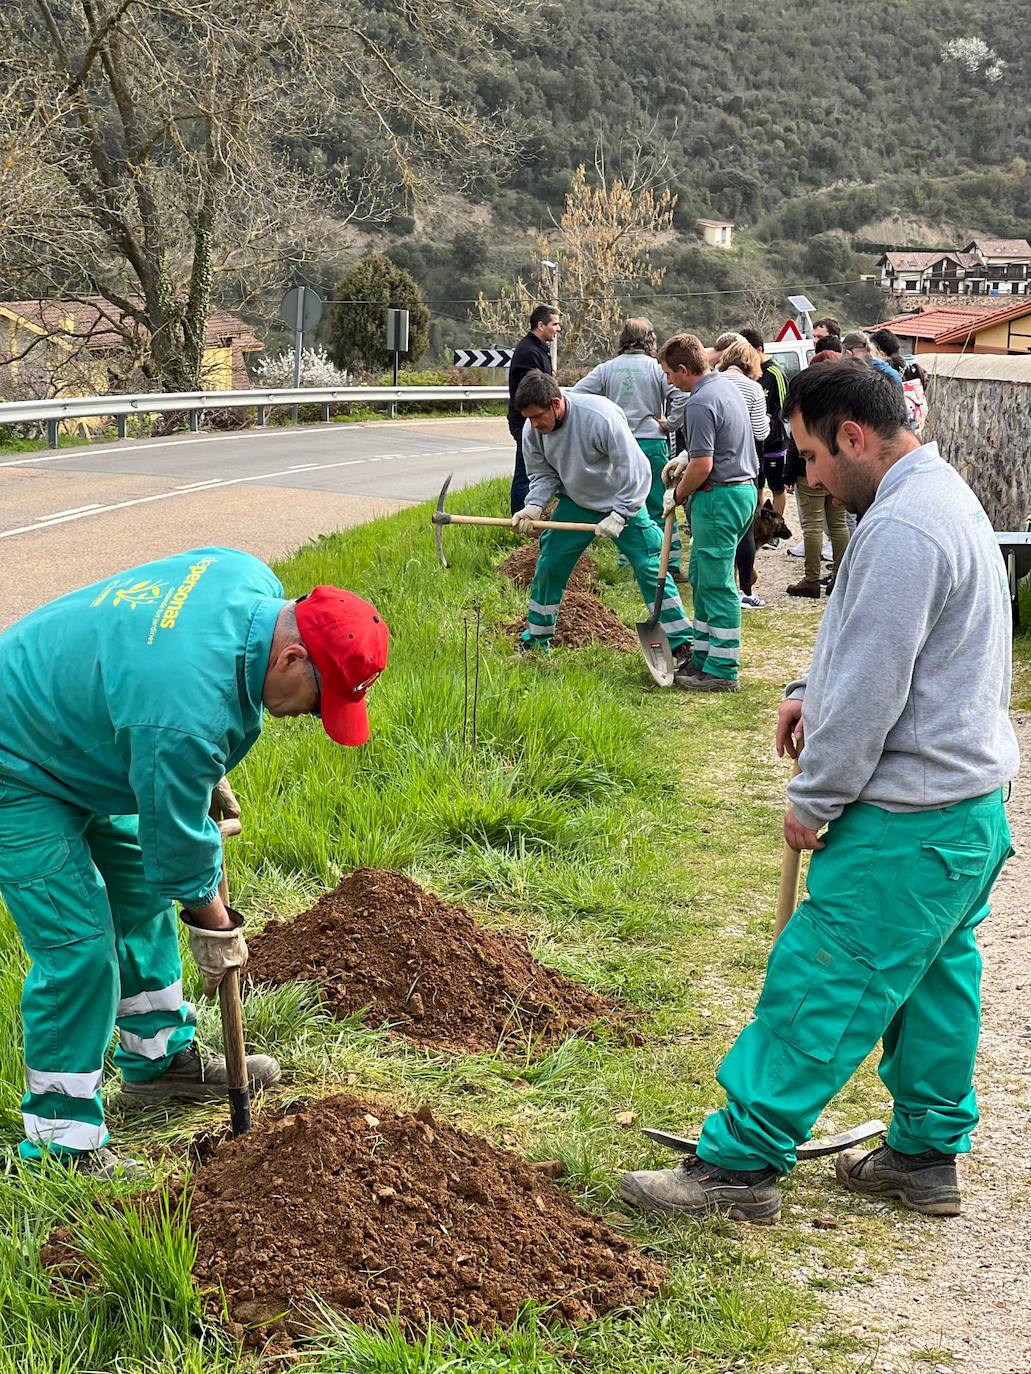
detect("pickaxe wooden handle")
[434,512,598,532]
[773,756,804,940]
[432,469,596,567]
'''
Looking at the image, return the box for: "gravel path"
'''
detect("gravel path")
[817,712,1031,1373]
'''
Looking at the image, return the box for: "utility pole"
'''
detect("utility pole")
[542,258,559,370]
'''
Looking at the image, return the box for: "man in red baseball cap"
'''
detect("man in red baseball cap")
[0,547,388,1176]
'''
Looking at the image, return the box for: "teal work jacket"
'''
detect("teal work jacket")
[0,548,285,906]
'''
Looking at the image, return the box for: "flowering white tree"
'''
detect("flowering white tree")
[254,348,352,389]
[941,37,1006,83]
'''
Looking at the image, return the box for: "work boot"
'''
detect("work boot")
[64,1146,149,1181]
[786,578,821,598]
[620,1153,781,1224]
[672,645,703,683]
[516,631,552,655]
[121,1045,281,1106]
[670,568,688,585]
[835,1145,961,1217]
[678,672,739,692]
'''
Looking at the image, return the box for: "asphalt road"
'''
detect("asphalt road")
[0,416,512,626]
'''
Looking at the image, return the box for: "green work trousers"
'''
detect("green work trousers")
[639,438,682,573]
[525,496,691,650]
[687,483,757,680]
[0,778,196,1158]
[697,790,1013,1173]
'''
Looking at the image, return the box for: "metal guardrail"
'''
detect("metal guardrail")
[0,384,509,448]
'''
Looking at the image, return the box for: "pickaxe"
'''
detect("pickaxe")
[432,472,596,569]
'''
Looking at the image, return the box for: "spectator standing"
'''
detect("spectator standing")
[507,306,561,514]
[812,316,840,343]
[714,335,768,609]
[660,333,759,691]
[842,330,903,389]
[740,325,790,528]
[573,318,687,577]
[784,353,850,597]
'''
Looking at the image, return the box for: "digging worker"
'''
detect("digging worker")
[659,332,759,692]
[572,318,687,579]
[622,362,1017,1224]
[508,304,561,515]
[511,369,692,663]
[0,548,388,1176]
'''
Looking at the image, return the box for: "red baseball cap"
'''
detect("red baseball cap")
[294,587,389,746]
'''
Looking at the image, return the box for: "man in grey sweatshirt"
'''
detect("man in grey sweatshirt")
[622,361,1018,1224]
[511,370,691,659]
[572,318,687,572]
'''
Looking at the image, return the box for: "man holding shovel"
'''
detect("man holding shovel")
[622,362,1017,1222]
[0,548,388,1176]
[659,332,759,692]
[511,369,692,662]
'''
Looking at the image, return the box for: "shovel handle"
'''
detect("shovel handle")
[432,513,597,533]
[644,511,676,628]
[218,969,251,1135]
[773,757,804,940]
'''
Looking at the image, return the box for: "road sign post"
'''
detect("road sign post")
[385,308,410,417]
[279,286,324,422]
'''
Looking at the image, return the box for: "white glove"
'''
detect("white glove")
[662,487,678,517]
[182,908,248,997]
[511,504,544,536]
[661,458,687,486]
[595,511,627,541]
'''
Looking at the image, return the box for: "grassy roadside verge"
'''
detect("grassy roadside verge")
[0,482,899,1373]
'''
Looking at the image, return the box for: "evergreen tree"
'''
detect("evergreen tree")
[329,255,431,372]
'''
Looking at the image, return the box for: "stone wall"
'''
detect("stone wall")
[921,354,1031,529]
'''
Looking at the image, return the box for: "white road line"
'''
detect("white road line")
[287,463,320,471]
[35,503,103,520]
[0,454,423,541]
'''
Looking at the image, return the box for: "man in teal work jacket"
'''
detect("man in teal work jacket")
[0,548,388,1175]
[622,363,1018,1224]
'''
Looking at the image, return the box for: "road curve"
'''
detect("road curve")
[0,416,511,627]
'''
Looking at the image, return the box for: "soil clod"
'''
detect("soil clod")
[505,589,637,652]
[246,868,615,1052]
[186,1095,665,1345]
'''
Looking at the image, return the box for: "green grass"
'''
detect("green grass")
[0,480,900,1372]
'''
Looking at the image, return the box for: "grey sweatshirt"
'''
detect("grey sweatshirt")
[572,352,686,439]
[523,390,651,517]
[787,442,1019,831]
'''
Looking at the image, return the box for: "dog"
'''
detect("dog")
[753,499,792,548]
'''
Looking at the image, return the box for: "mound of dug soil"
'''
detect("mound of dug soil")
[497,542,598,594]
[187,1096,665,1343]
[246,868,614,1052]
[506,589,638,652]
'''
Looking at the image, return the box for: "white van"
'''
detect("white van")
[764,337,814,381]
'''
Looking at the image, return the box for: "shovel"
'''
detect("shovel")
[210,791,251,1136]
[635,510,677,687]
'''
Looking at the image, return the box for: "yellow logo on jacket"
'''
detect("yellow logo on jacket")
[92,577,167,609]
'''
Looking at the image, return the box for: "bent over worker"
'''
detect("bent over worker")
[621,362,1018,1223]
[511,370,692,666]
[572,317,687,577]
[660,332,759,692]
[0,548,388,1176]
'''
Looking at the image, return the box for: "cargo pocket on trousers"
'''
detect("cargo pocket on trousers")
[0,835,101,949]
[756,911,875,1063]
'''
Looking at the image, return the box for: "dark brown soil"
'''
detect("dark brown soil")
[246,868,615,1052]
[505,589,638,652]
[186,1096,665,1344]
[497,542,598,594]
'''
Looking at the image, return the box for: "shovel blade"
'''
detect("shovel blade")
[635,621,675,687]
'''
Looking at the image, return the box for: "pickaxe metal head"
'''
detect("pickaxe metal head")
[432,471,454,568]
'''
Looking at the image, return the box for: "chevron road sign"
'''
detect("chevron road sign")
[453,347,513,368]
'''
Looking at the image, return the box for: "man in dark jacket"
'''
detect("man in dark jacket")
[508,305,561,514]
